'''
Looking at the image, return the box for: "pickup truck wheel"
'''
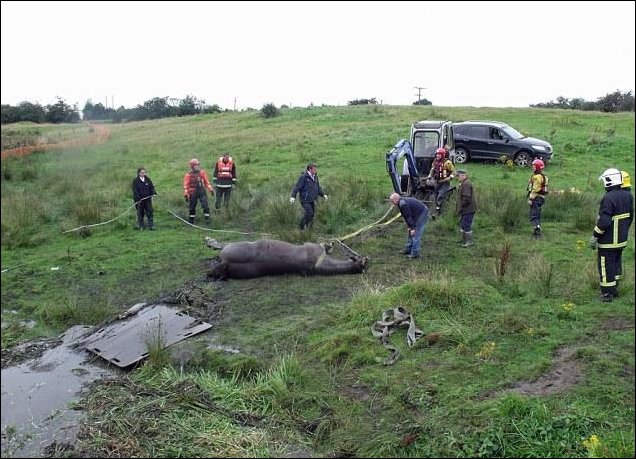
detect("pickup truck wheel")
[514,151,531,167]
[454,147,468,164]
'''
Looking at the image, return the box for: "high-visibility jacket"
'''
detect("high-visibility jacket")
[527,172,548,200]
[183,169,213,197]
[593,186,634,249]
[432,159,454,180]
[213,157,237,188]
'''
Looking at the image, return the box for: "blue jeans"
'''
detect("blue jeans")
[529,197,544,227]
[460,213,475,232]
[404,212,429,257]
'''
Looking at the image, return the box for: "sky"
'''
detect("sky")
[1,1,634,110]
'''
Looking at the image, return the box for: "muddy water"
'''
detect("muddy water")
[1,326,114,458]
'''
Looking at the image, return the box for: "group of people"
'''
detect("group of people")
[131,150,633,303]
[393,152,633,303]
[131,153,238,229]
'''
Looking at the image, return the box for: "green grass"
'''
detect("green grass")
[1,105,634,457]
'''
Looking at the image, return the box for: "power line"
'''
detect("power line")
[414,86,427,103]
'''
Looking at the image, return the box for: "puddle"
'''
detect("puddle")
[1,325,114,458]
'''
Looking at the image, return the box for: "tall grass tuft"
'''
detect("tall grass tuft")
[479,186,525,231]
[1,189,50,248]
[521,254,554,297]
[144,320,171,370]
[494,240,512,283]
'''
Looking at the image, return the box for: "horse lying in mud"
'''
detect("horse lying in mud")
[205,238,368,279]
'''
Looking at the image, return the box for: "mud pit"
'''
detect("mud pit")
[1,326,114,458]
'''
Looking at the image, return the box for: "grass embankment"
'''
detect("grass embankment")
[1,105,634,457]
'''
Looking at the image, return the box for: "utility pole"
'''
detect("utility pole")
[233,97,237,111]
[414,86,427,103]
[111,95,114,109]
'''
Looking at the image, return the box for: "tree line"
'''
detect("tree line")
[530,90,634,112]
[1,95,223,124]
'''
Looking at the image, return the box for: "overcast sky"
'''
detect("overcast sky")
[2,1,634,110]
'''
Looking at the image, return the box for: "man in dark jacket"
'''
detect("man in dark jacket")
[455,170,477,247]
[132,167,157,230]
[389,192,430,259]
[590,168,634,302]
[290,163,328,230]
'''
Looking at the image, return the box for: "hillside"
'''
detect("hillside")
[1,105,634,457]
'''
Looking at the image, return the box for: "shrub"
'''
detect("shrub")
[260,103,281,118]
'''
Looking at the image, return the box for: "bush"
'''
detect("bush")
[260,103,281,118]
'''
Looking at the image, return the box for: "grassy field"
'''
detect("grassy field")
[1,105,634,457]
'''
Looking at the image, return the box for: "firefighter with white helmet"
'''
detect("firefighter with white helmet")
[590,168,634,302]
[527,158,548,237]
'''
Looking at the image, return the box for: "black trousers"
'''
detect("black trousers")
[299,201,315,229]
[189,192,210,218]
[215,186,232,209]
[434,181,451,209]
[597,248,621,296]
[136,199,153,228]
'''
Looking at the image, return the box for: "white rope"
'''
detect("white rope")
[62,196,153,233]
[164,208,273,236]
[62,195,272,236]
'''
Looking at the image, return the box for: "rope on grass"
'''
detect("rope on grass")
[62,195,272,236]
[62,196,152,233]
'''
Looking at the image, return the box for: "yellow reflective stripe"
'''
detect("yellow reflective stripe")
[600,256,609,286]
[600,280,617,286]
[613,213,630,244]
[593,226,605,234]
[599,241,628,249]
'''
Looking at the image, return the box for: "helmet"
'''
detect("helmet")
[620,170,631,189]
[189,158,200,167]
[532,158,545,170]
[435,147,446,158]
[599,168,622,189]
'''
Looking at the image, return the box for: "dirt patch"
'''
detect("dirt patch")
[599,316,635,332]
[508,346,583,396]
[1,336,62,369]
[341,384,371,402]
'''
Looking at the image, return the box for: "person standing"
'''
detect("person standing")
[590,168,634,302]
[212,152,237,210]
[131,167,157,230]
[455,170,477,247]
[527,158,548,238]
[389,192,430,259]
[426,147,455,214]
[183,158,214,225]
[290,162,328,230]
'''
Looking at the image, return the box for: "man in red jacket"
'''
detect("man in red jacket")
[183,158,214,224]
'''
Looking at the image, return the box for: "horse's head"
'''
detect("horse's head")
[350,255,369,272]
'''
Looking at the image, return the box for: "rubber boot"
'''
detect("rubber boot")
[462,231,474,248]
[148,217,155,230]
[458,230,466,245]
[188,216,195,224]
